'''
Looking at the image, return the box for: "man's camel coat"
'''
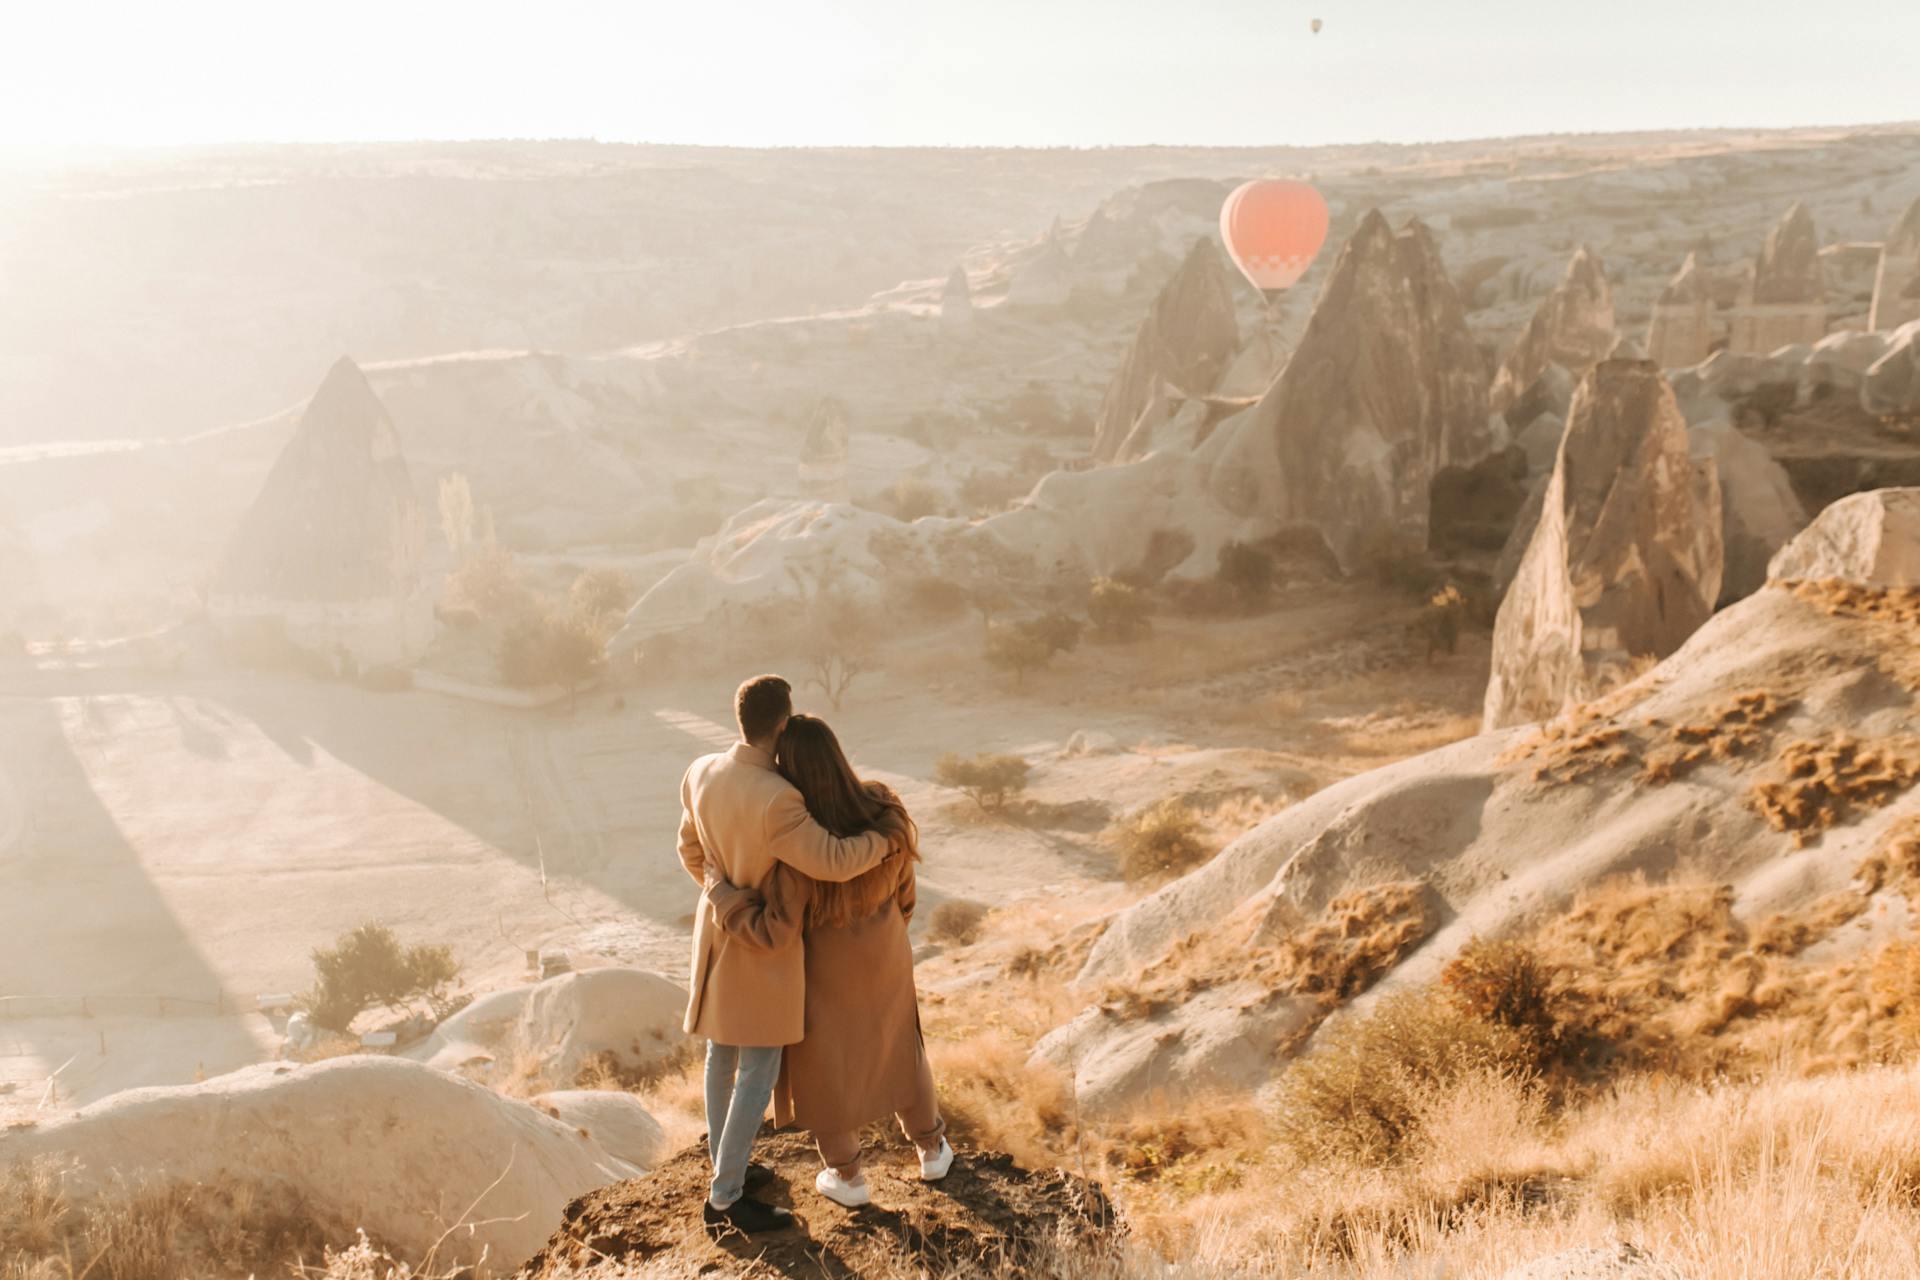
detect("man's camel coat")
[676,742,889,1045]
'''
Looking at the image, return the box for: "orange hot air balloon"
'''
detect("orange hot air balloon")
[1219,179,1330,301]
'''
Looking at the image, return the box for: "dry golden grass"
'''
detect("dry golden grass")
[1507,685,1798,790]
[1781,578,1920,691]
[1748,732,1920,844]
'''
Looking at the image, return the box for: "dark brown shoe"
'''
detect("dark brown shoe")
[704,1197,793,1236]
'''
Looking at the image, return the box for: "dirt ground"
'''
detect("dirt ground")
[517,1126,1116,1280]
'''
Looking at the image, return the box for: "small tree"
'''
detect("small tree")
[972,585,1014,640]
[1216,541,1275,612]
[438,472,476,559]
[570,567,637,625]
[935,752,1032,811]
[303,923,459,1033]
[500,607,607,708]
[447,543,536,623]
[1413,583,1468,660]
[802,589,873,711]
[984,621,1053,685]
[1114,798,1212,882]
[1088,577,1152,642]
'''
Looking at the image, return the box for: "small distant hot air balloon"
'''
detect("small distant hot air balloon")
[1311,17,1322,33]
[1219,179,1330,305]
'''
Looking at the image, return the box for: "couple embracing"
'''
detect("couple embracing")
[675,674,953,1234]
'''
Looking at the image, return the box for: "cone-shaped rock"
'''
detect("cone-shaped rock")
[798,396,851,498]
[211,358,430,666]
[938,265,974,334]
[1241,211,1491,571]
[1645,252,1715,369]
[1870,197,1920,333]
[1730,203,1827,353]
[1090,237,1240,463]
[1491,246,1616,416]
[1484,360,1724,730]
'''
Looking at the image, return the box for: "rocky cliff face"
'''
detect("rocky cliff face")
[1491,246,1617,416]
[1485,360,1723,729]
[1240,210,1492,570]
[1767,487,1920,586]
[1089,237,1240,463]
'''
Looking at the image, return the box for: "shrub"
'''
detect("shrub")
[1440,936,1567,1068]
[303,924,458,1033]
[935,752,1032,811]
[1272,990,1532,1166]
[1360,531,1441,596]
[1025,612,1083,655]
[1412,583,1468,659]
[1115,798,1212,882]
[927,900,988,946]
[446,543,537,622]
[1215,541,1275,612]
[1088,577,1153,642]
[984,621,1054,684]
[500,607,607,704]
[885,475,944,521]
[569,567,638,624]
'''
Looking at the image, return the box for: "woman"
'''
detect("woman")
[705,714,953,1207]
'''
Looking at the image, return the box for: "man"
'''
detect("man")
[676,674,892,1233]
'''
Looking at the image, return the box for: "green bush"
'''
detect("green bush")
[1114,798,1212,882]
[303,924,459,1033]
[1273,990,1532,1166]
[1088,577,1153,642]
[935,752,1032,811]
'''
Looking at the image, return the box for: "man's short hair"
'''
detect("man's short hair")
[735,674,792,743]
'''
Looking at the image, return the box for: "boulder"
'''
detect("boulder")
[1863,320,1920,417]
[411,968,689,1088]
[534,1091,668,1170]
[1688,420,1809,604]
[1492,246,1617,417]
[1870,196,1920,333]
[1090,237,1240,463]
[0,1057,635,1268]
[1484,360,1723,730]
[1766,487,1920,587]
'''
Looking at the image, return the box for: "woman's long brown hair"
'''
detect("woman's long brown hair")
[775,714,919,928]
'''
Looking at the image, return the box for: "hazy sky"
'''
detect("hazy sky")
[5,1,1914,149]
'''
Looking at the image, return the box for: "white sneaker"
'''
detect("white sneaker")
[815,1167,871,1208]
[919,1138,955,1182]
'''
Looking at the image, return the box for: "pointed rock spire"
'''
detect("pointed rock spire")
[1491,246,1617,415]
[1870,196,1920,332]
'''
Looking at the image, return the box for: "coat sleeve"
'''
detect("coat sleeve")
[676,765,706,888]
[762,787,889,883]
[706,864,809,954]
[896,860,917,925]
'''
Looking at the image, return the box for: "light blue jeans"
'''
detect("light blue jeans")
[705,1041,783,1207]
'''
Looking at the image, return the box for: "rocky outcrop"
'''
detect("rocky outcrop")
[0,1057,637,1269]
[1089,238,1240,463]
[1767,487,1920,587]
[1485,360,1723,730]
[1729,203,1828,354]
[1241,210,1492,569]
[1864,321,1920,417]
[1688,420,1809,604]
[1870,197,1920,333]
[1491,246,1616,417]
[938,264,974,334]
[1645,253,1715,369]
[409,967,689,1088]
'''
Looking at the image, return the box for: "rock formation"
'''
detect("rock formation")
[1688,420,1808,604]
[1870,197,1920,333]
[409,967,688,1087]
[797,396,851,499]
[1491,246,1616,417]
[1645,253,1716,368]
[1006,229,1074,308]
[1766,487,1920,586]
[0,1057,638,1268]
[1864,320,1920,418]
[938,264,974,334]
[209,357,431,669]
[1484,360,1723,730]
[1246,210,1493,569]
[1729,203,1828,354]
[1089,237,1240,463]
